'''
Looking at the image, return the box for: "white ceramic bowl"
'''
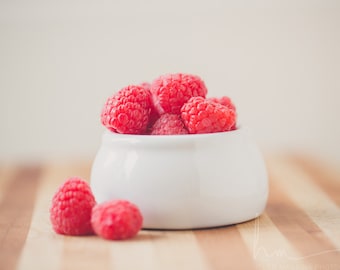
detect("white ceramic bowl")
[90,126,268,229]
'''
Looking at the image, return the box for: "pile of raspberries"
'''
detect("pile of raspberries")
[50,73,238,241]
[50,177,143,240]
[101,73,237,135]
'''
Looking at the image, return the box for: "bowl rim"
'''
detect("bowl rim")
[100,125,248,144]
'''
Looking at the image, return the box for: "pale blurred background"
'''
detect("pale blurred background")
[0,0,339,163]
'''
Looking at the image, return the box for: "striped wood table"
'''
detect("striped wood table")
[0,154,339,270]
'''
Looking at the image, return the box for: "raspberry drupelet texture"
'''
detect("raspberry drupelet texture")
[50,177,96,236]
[207,96,237,130]
[181,96,236,134]
[207,96,236,112]
[150,113,188,135]
[140,82,160,129]
[139,82,151,91]
[91,200,143,240]
[101,85,152,134]
[151,73,208,115]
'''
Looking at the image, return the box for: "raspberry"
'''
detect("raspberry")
[207,96,237,130]
[139,82,151,91]
[151,73,208,115]
[147,109,160,131]
[101,85,152,134]
[91,200,143,240]
[50,177,96,236]
[150,113,188,135]
[207,96,236,112]
[140,83,160,130]
[181,97,236,134]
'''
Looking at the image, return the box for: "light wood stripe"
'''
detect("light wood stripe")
[195,226,256,270]
[16,164,67,270]
[268,156,340,249]
[61,236,111,270]
[266,163,340,266]
[109,231,158,269]
[237,213,306,270]
[0,166,41,270]
[151,230,209,270]
[290,154,340,206]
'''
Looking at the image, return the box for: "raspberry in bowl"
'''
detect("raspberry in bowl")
[91,73,268,229]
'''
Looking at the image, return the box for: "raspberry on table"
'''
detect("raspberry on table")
[150,113,188,135]
[101,85,152,134]
[50,177,96,236]
[181,96,236,134]
[91,200,143,240]
[151,73,208,115]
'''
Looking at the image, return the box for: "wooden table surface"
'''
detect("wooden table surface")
[0,154,339,270]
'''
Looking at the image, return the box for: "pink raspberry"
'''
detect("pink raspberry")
[181,97,236,134]
[207,96,236,112]
[207,96,237,130]
[139,82,151,91]
[151,73,208,115]
[101,85,152,134]
[50,177,96,236]
[91,200,143,240]
[150,113,188,135]
[140,83,160,129]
